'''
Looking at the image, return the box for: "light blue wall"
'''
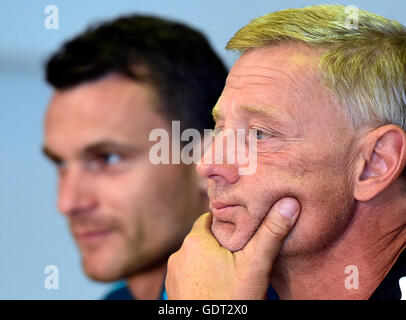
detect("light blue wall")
[1,0,405,299]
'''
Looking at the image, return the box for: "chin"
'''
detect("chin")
[211,220,253,252]
[80,251,124,283]
[85,270,117,283]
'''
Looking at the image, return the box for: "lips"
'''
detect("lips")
[210,201,241,222]
[73,228,113,244]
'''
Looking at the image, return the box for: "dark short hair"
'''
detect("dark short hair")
[45,15,227,133]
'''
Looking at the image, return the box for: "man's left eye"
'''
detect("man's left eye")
[86,153,124,172]
[101,153,122,165]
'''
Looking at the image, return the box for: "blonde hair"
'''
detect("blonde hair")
[227,4,406,130]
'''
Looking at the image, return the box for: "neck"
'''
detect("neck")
[127,262,167,300]
[272,186,406,300]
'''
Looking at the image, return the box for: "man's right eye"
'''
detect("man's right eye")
[55,160,67,171]
[253,128,272,140]
[211,127,224,137]
[53,161,68,177]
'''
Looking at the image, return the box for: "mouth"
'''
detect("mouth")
[210,201,241,222]
[73,228,114,245]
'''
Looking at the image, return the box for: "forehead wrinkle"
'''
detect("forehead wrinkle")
[228,64,300,88]
[226,74,303,119]
[225,77,301,124]
[225,72,278,92]
[220,52,320,129]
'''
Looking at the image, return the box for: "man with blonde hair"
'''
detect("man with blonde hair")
[166,5,406,299]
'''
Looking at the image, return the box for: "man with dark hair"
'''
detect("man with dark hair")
[42,14,227,299]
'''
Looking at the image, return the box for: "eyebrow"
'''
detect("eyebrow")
[211,104,280,123]
[42,146,63,164]
[80,141,136,157]
[240,104,279,117]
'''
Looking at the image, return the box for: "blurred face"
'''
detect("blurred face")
[197,44,359,254]
[44,74,205,281]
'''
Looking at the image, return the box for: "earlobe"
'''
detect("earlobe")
[354,125,406,202]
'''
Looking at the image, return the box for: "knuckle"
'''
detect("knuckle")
[167,252,177,268]
[182,234,200,250]
[264,219,289,240]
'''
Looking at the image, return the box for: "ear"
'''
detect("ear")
[354,125,406,201]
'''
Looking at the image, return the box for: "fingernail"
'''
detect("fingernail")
[278,199,299,219]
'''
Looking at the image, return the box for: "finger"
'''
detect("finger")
[189,212,213,235]
[238,197,300,273]
[165,252,177,299]
[186,212,220,248]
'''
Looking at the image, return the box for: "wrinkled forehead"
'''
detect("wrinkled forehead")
[216,45,348,131]
[228,44,321,88]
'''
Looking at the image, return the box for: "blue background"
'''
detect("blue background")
[1,0,405,299]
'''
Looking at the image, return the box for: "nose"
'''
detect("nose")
[196,129,240,184]
[196,162,240,185]
[57,165,98,217]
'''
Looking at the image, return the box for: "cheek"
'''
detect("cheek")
[242,152,307,214]
[96,176,145,253]
[258,147,312,178]
[246,148,355,252]
[282,178,355,256]
[97,161,160,235]
[110,163,197,242]
[273,159,355,255]
[101,175,141,218]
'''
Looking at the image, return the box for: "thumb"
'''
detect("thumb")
[237,197,300,274]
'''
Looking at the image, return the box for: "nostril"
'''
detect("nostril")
[208,174,225,183]
[198,162,240,184]
[196,162,212,178]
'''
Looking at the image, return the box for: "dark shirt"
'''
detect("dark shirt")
[103,285,134,300]
[103,249,406,300]
[103,283,167,300]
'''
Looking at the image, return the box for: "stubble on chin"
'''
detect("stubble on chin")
[210,209,267,252]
